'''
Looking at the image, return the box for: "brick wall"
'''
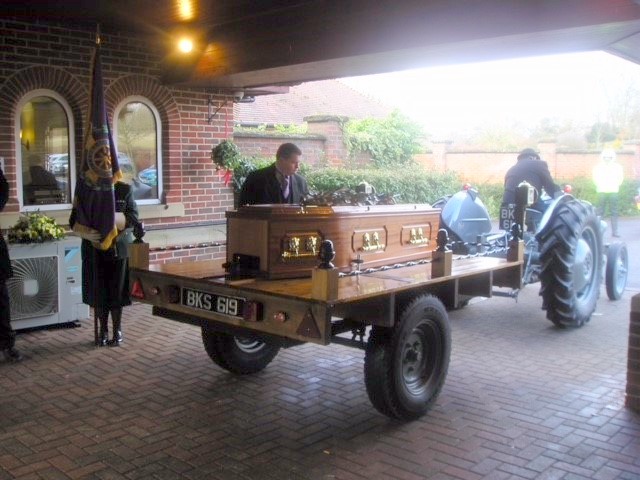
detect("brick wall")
[149,244,226,265]
[416,142,640,184]
[233,115,373,168]
[0,18,234,263]
[306,116,349,166]
[232,133,327,166]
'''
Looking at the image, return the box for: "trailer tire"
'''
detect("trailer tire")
[201,324,280,374]
[364,295,451,420]
[537,199,602,328]
[605,242,628,301]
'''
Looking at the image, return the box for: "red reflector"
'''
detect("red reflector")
[131,280,144,299]
[563,184,572,194]
[273,311,287,323]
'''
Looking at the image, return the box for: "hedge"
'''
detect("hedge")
[237,159,640,220]
[305,168,461,205]
[457,177,640,218]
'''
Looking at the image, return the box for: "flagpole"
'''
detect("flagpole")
[93,22,101,346]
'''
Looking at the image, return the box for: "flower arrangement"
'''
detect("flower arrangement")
[7,212,66,244]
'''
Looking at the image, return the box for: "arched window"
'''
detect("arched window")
[114,97,162,204]
[15,90,75,210]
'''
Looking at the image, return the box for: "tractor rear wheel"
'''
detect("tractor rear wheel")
[537,199,602,328]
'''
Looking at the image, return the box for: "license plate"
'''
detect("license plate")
[500,204,515,231]
[181,288,245,318]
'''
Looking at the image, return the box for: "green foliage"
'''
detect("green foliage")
[343,111,424,168]
[467,126,526,152]
[459,177,640,219]
[232,155,640,219]
[212,141,273,192]
[273,123,307,135]
[305,168,460,204]
[211,140,242,170]
[8,212,66,244]
[234,123,307,135]
[557,177,640,217]
[231,155,279,192]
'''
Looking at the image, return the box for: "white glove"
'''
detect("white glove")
[115,212,126,230]
[78,229,101,242]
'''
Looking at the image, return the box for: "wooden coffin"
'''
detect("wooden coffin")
[226,204,441,279]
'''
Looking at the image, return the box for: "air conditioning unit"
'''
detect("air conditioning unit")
[7,237,89,330]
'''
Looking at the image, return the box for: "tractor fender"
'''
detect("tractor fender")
[535,194,574,236]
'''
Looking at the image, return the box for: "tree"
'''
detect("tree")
[604,78,640,141]
[585,121,617,147]
[344,110,424,168]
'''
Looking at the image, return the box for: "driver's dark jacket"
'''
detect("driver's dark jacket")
[502,157,560,204]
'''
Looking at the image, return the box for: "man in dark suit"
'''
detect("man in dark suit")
[0,167,22,362]
[238,143,309,206]
[502,148,560,206]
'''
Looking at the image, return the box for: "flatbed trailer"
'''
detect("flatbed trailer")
[129,251,522,420]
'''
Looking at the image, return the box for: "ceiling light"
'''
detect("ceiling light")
[177,0,195,21]
[178,38,194,53]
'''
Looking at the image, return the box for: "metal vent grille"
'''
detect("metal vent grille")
[7,256,59,320]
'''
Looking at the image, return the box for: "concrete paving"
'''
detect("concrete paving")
[1,219,639,479]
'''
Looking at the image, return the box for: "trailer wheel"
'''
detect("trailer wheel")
[605,242,628,301]
[201,324,280,374]
[537,200,602,328]
[364,295,451,420]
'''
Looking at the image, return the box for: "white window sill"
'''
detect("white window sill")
[0,203,185,229]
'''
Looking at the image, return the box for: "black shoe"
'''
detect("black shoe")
[2,348,23,363]
[110,330,123,346]
[98,330,109,347]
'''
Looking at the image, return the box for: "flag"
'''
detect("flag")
[72,39,122,251]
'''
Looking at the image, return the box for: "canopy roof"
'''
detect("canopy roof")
[4,0,640,89]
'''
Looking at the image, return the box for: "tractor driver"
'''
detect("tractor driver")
[502,148,561,211]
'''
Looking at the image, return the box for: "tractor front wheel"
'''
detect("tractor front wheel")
[605,242,628,301]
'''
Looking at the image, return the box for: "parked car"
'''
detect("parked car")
[117,152,135,181]
[46,152,133,178]
[138,167,157,186]
[47,153,68,175]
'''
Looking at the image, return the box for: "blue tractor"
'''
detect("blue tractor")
[433,185,628,328]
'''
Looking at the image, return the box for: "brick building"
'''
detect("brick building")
[233,79,393,167]
[2,19,639,268]
[0,19,235,263]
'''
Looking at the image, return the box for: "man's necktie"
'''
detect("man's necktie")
[282,175,290,199]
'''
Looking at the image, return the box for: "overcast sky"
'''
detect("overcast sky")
[341,51,640,137]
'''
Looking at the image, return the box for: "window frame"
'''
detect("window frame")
[113,96,163,205]
[15,89,76,212]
